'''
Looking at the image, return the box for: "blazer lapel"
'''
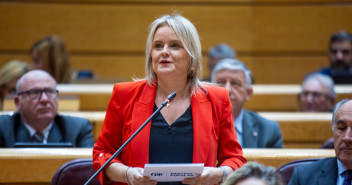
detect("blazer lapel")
[47,123,64,143]
[191,92,211,163]
[16,121,32,142]
[130,83,156,166]
[242,111,259,148]
[318,158,338,185]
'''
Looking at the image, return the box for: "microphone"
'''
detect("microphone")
[85,92,176,185]
[161,91,176,107]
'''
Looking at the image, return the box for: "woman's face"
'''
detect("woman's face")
[31,51,47,71]
[151,25,190,80]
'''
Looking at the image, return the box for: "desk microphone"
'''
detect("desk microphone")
[85,92,176,185]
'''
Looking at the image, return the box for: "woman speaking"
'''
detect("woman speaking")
[92,14,246,185]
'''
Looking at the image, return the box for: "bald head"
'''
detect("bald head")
[16,70,56,93]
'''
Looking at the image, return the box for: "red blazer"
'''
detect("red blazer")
[93,80,246,184]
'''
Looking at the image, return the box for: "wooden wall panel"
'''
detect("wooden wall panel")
[240,55,328,84]
[0,54,327,84]
[0,0,351,83]
[0,148,336,184]
[253,5,352,52]
[1,2,351,52]
[0,54,31,66]
[0,3,253,51]
[70,55,146,82]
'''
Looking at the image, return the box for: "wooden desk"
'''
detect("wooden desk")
[3,96,80,112]
[56,84,352,111]
[57,84,112,111]
[0,111,333,148]
[244,148,335,169]
[0,148,90,185]
[258,112,333,148]
[0,148,336,185]
[1,0,351,84]
[246,85,352,111]
[63,111,333,148]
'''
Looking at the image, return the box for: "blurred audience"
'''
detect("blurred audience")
[221,162,283,185]
[289,99,352,185]
[298,73,336,112]
[207,43,236,81]
[212,58,283,148]
[0,70,94,147]
[0,60,31,110]
[310,30,352,84]
[30,35,74,83]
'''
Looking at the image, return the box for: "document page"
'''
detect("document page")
[143,163,204,182]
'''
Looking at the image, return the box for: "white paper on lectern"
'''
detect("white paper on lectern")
[143,163,204,182]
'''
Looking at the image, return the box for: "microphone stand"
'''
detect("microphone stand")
[85,92,176,185]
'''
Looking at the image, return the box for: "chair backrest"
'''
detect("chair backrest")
[320,137,334,149]
[277,158,321,185]
[51,158,101,185]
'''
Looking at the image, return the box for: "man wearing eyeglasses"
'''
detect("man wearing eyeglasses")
[298,73,336,112]
[0,70,94,147]
[212,58,283,148]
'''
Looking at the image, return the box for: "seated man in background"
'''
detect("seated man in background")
[212,58,283,148]
[311,30,352,84]
[298,73,336,112]
[207,43,236,81]
[0,70,94,147]
[289,99,352,185]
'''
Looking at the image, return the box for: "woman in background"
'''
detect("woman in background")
[93,14,245,185]
[30,35,73,83]
[0,60,31,110]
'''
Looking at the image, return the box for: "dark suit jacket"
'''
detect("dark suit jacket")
[288,157,338,185]
[0,112,94,147]
[242,110,283,148]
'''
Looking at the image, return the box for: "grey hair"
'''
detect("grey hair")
[221,162,283,185]
[144,14,205,96]
[211,58,252,87]
[332,99,351,131]
[302,73,336,99]
[208,43,236,60]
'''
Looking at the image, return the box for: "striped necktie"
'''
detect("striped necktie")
[343,169,352,185]
[32,132,44,143]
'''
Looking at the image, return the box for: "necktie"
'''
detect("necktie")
[343,169,352,185]
[32,132,44,143]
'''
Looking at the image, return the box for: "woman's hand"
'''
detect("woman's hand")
[181,167,223,185]
[126,167,157,185]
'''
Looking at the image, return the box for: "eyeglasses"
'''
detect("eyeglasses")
[299,91,329,100]
[17,88,59,100]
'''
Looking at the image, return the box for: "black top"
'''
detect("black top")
[149,105,193,185]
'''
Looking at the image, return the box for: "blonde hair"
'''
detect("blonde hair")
[144,14,206,96]
[30,35,72,83]
[0,60,31,101]
[0,60,30,86]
